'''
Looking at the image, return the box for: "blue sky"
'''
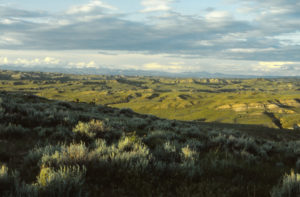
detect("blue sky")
[0,0,299,75]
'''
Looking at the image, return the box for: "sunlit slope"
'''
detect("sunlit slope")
[0,70,300,129]
[112,90,300,128]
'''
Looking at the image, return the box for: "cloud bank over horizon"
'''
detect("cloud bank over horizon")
[0,0,299,75]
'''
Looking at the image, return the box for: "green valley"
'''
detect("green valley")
[1,70,300,196]
[1,70,299,129]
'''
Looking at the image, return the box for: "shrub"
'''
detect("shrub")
[164,141,176,153]
[0,164,86,197]
[144,130,179,149]
[0,124,29,138]
[0,165,10,192]
[114,137,150,172]
[153,120,172,130]
[41,143,88,167]
[181,145,197,161]
[12,182,38,197]
[271,170,300,197]
[125,117,148,130]
[210,133,262,160]
[89,137,151,173]
[180,126,206,139]
[296,159,300,169]
[119,108,134,116]
[0,165,19,196]
[24,144,62,168]
[183,139,205,152]
[153,141,179,163]
[36,165,86,197]
[118,136,140,152]
[50,126,74,141]
[285,141,300,158]
[73,119,107,140]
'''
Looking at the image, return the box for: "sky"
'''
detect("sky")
[0,0,300,76]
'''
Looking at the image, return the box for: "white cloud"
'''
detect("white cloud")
[205,11,232,21]
[66,0,116,15]
[0,34,22,46]
[0,57,8,64]
[193,40,214,47]
[227,48,276,53]
[43,57,61,64]
[1,56,62,67]
[253,61,296,72]
[0,18,16,24]
[273,31,300,46]
[0,55,100,69]
[1,50,299,75]
[141,0,174,12]
[259,61,294,68]
[143,62,184,72]
[220,33,248,42]
[0,0,299,76]
[68,61,98,68]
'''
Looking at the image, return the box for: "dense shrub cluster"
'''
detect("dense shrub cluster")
[1,92,300,196]
[72,119,121,143]
[0,165,86,197]
[36,165,86,197]
[0,123,29,138]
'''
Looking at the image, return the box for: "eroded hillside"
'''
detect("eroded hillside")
[0,70,300,129]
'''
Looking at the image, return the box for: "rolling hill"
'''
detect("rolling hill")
[0,84,300,196]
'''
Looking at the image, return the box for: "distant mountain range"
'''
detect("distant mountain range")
[0,64,297,79]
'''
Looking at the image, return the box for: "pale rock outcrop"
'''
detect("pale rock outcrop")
[231,104,247,112]
[280,99,300,107]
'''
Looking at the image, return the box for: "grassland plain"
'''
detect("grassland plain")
[0,70,300,129]
[1,91,300,196]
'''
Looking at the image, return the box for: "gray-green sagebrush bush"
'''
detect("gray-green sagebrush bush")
[5,165,86,197]
[36,165,86,197]
[271,170,300,197]
[73,119,122,143]
[24,144,66,168]
[33,138,150,173]
[0,165,16,195]
[4,91,300,196]
[24,135,204,181]
[73,120,106,139]
[0,123,29,138]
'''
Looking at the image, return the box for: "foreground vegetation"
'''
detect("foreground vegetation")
[1,91,300,196]
[1,70,300,129]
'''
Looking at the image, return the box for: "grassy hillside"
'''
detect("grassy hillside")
[1,91,300,196]
[0,70,300,129]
